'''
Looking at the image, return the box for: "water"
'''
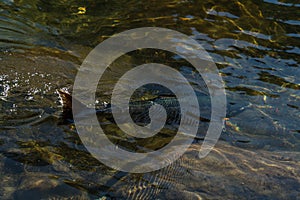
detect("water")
[0,0,299,199]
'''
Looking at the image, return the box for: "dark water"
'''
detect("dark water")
[0,0,299,199]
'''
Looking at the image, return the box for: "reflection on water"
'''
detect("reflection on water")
[0,0,299,199]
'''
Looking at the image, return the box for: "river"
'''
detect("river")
[0,0,299,199]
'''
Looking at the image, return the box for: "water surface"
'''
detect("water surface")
[0,0,299,199]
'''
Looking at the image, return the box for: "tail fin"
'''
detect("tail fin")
[57,89,88,120]
[57,89,73,114]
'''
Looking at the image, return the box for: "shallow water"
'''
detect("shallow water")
[0,0,299,199]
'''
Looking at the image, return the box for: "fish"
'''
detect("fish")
[57,89,211,126]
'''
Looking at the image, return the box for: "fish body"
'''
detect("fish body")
[57,89,211,125]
